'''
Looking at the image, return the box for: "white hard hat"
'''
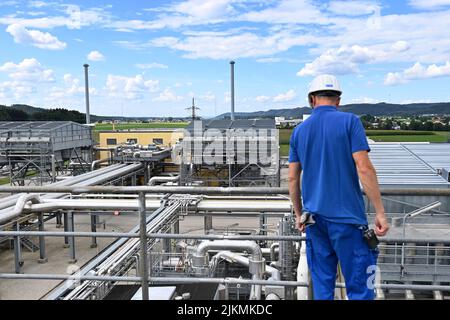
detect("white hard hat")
[308,74,342,96]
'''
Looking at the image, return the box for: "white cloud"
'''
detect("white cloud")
[0,58,54,82]
[135,63,168,69]
[255,95,271,103]
[384,61,450,85]
[409,0,450,9]
[87,50,105,61]
[242,0,324,24]
[392,41,410,52]
[350,97,379,104]
[256,57,282,63]
[327,1,380,16]
[173,0,233,19]
[273,89,296,102]
[106,74,159,99]
[6,23,66,50]
[152,88,183,102]
[0,6,110,29]
[151,31,312,59]
[297,45,384,76]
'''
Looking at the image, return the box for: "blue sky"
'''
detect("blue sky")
[0,0,450,117]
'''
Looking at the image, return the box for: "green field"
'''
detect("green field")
[95,122,189,131]
[278,129,450,157]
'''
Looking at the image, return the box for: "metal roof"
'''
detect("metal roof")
[369,143,449,187]
[186,119,276,131]
[402,143,450,171]
[0,121,78,131]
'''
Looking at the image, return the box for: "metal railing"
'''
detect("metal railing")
[0,186,449,300]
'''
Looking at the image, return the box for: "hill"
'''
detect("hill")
[215,102,450,119]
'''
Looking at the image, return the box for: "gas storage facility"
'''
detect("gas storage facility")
[0,63,449,301]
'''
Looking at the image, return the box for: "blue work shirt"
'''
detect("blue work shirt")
[289,105,370,225]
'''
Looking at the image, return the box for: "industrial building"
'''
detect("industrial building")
[97,129,184,160]
[0,138,449,300]
[178,119,280,187]
[0,121,93,186]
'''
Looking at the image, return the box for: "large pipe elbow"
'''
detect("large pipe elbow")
[196,240,262,262]
[148,175,179,186]
[0,194,42,225]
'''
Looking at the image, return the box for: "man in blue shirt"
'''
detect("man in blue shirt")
[288,74,389,300]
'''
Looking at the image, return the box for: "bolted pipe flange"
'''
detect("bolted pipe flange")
[249,258,266,275]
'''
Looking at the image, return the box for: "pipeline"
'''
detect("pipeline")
[0,163,143,225]
[0,163,126,211]
[91,158,111,171]
[148,175,179,186]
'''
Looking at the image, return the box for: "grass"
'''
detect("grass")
[280,144,290,157]
[278,128,450,157]
[0,176,10,185]
[95,122,189,131]
[369,135,448,142]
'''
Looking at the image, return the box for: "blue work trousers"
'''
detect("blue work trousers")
[305,214,379,300]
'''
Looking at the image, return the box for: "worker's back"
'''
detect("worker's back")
[289,105,370,225]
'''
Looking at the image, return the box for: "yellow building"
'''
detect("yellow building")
[97,129,184,159]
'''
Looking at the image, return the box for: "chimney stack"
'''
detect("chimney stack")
[230,61,235,121]
[83,64,91,125]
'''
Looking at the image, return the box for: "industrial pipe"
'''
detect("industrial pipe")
[4,186,450,197]
[0,163,142,225]
[193,240,263,266]
[148,175,179,186]
[212,250,280,281]
[0,194,42,224]
[91,158,111,171]
[2,273,450,293]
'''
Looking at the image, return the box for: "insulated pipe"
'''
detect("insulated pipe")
[195,240,263,262]
[23,198,292,213]
[250,274,262,300]
[0,163,142,224]
[0,163,125,211]
[212,251,280,281]
[4,186,450,196]
[91,158,111,171]
[148,175,179,186]
[0,194,42,224]
[270,243,279,262]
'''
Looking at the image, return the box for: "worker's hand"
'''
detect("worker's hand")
[295,215,306,233]
[374,213,389,237]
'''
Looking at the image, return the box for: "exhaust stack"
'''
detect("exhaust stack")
[83,64,91,125]
[230,61,235,121]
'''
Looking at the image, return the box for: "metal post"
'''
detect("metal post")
[260,214,267,236]
[90,213,97,248]
[68,211,77,263]
[56,212,63,228]
[230,61,235,121]
[83,64,91,125]
[172,218,180,253]
[38,213,47,263]
[204,216,213,234]
[138,192,149,300]
[63,212,69,247]
[51,154,56,183]
[13,222,23,273]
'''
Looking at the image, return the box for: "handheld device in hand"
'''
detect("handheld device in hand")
[300,211,316,227]
[363,229,379,249]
